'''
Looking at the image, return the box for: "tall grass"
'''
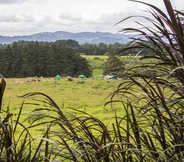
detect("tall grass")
[113,0,184,161]
[1,0,184,161]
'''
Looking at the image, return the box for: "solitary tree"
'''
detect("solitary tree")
[103,48,124,75]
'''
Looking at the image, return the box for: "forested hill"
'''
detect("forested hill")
[0,31,130,45]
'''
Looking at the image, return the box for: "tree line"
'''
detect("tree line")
[0,39,146,55]
[0,41,92,78]
[51,39,150,55]
[10,39,127,55]
[0,39,151,78]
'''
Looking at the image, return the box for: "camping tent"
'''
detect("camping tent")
[79,74,85,78]
[55,75,61,79]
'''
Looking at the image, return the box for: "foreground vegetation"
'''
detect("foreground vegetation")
[3,78,123,124]
[1,0,184,161]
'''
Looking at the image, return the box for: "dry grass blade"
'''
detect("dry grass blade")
[32,124,51,161]
[20,92,94,161]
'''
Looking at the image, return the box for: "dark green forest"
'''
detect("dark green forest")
[0,41,93,78]
[0,39,147,78]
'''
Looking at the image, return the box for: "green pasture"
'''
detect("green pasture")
[82,55,151,76]
[3,77,124,125]
[81,55,107,76]
[2,55,159,126]
[1,56,160,139]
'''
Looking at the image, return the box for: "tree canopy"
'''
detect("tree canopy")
[103,48,124,75]
[0,41,92,78]
[0,39,151,78]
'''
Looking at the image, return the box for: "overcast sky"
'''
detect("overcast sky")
[0,0,183,36]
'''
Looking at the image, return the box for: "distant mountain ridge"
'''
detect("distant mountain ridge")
[0,31,131,44]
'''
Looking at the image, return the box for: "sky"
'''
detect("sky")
[0,0,183,36]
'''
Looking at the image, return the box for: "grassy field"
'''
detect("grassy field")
[82,55,108,76]
[82,55,144,76]
[2,55,157,125]
[3,77,124,125]
[2,55,150,125]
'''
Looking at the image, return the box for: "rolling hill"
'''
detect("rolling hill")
[0,31,131,44]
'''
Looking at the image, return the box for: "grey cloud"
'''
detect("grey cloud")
[1,0,181,36]
[0,0,26,4]
[35,16,53,27]
[59,12,82,22]
[0,12,18,22]
[97,9,155,30]
[0,23,39,36]
[0,11,35,23]
[20,14,35,22]
[98,10,143,25]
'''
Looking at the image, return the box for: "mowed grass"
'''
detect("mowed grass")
[2,77,124,125]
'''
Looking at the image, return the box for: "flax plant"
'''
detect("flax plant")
[111,0,184,161]
[0,77,53,161]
